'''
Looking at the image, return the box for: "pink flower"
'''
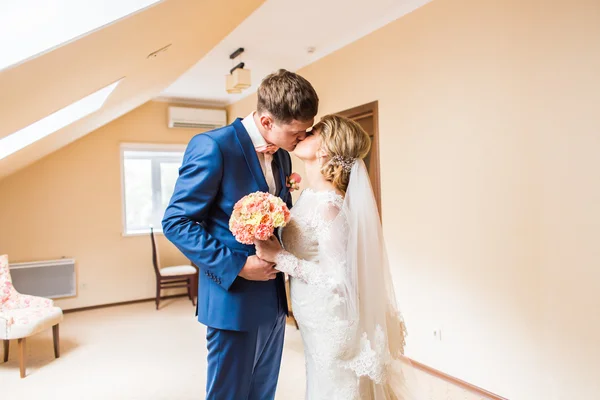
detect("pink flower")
[256,224,273,241]
[283,207,291,223]
[289,172,301,183]
[234,224,256,245]
[261,214,273,225]
[286,173,302,192]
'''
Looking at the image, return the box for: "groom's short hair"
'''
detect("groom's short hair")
[257,69,319,123]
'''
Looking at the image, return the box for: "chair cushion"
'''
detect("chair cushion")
[15,293,54,309]
[1,290,54,312]
[160,265,197,276]
[0,306,63,340]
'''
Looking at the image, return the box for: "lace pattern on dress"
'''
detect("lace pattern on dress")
[278,188,408,399]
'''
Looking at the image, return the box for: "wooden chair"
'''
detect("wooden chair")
[150,228,197,310]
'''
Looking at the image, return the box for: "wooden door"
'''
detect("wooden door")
[337,101,381,216]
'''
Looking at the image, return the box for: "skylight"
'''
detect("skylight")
[0,0,162,71]
[0,79,122,160]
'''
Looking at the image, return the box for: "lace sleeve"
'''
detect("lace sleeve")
[274,199,347,291]
[274,251,338,290]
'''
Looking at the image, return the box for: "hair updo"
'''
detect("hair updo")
[314,114,371,193]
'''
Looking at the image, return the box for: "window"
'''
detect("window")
[121,144,185,235]
[0,79,122,160]
[0,0,162,71]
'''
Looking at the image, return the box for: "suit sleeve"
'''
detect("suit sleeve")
[162,134,246,291]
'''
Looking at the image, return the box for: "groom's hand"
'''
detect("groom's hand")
[239,255,277,281]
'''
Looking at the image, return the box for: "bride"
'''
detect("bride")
[255,115,416,399]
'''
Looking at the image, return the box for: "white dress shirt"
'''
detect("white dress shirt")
[241,112,277,195]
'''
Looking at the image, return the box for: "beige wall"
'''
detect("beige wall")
[0,101,201,310]
[228,0,600,399]
[1,0,597,397]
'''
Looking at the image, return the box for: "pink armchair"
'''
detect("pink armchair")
[1,254,63,378]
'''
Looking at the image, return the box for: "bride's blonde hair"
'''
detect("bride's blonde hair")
[314,114,371,193]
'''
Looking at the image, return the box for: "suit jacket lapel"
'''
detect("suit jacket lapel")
[233,118,269,193]
[273,150,288,199]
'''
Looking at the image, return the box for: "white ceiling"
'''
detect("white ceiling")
[159,0,432,106]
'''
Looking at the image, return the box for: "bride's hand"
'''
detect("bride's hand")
[254,236,282,263]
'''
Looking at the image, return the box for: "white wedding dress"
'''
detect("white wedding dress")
[275,163,416,400]
[276,189,358,399]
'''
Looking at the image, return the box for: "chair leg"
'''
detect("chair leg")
[18,338,26,378]
[156,281,161,310]
[3,340,8,362]
[289,312,300,330]
[52,324,60,358]
[187,277,195,305]
[193,275,198,305]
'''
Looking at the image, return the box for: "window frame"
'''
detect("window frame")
[120,142,186,236]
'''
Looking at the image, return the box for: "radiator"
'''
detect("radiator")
[8,258,76,299]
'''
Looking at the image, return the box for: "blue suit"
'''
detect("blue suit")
[163,118,291,399]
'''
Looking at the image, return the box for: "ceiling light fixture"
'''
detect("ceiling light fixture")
[225,47,251,94]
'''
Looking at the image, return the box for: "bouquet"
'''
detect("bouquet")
[229,191,291,245]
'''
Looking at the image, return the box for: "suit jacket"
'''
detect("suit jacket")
[162,118,291,331]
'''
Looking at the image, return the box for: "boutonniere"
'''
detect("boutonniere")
[286,173,302,192]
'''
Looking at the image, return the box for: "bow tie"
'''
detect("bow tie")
[255,144,279,155]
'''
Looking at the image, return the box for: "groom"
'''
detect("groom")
[162,69,318,399]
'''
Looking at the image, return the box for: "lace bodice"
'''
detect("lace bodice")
[277,189,345,290]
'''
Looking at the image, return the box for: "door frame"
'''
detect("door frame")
[336,101,381,216]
